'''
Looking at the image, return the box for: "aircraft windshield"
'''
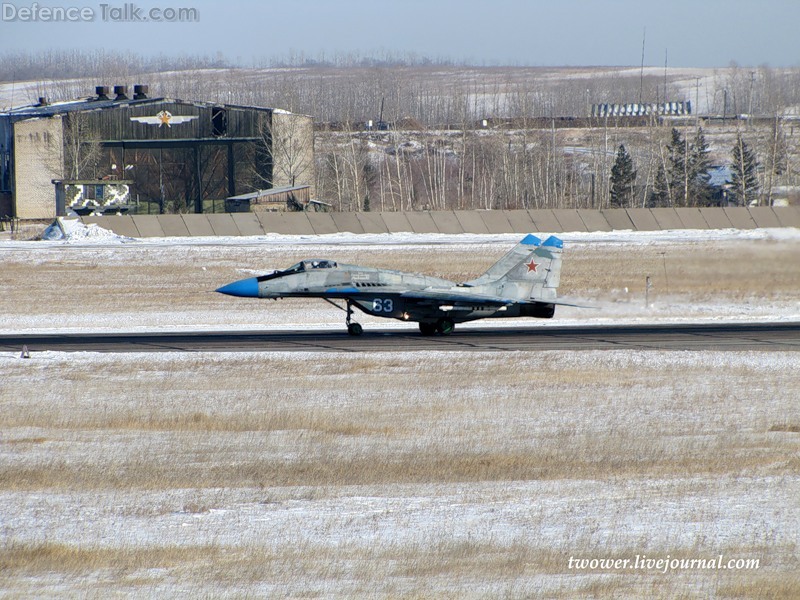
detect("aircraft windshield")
[304,260,337,269]
[283,262,306,274]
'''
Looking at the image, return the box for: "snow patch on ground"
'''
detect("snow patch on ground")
[7,224,800,250]
[41,218,133,244]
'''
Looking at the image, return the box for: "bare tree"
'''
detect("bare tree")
[62,112,103,180]
[254,111,314,190]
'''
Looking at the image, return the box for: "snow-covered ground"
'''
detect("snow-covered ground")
[28,217,800,248]
[2,220,799,335]
[2,227,799,596]
[1,348,798,597]
[23,216,799,248]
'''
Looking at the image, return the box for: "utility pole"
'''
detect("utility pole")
[639,28,646,105]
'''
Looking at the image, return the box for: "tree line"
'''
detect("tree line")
[4,50,798,212]
[609,128,764,208]
[315,120,794,213]
[8,50,800,126]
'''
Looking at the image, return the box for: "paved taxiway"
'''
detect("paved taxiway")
[2,323,799,354]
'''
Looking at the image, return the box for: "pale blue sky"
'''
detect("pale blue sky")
[1,0,798,67]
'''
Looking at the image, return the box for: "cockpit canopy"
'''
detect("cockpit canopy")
[285,259,338,273]
[256,259,339,283]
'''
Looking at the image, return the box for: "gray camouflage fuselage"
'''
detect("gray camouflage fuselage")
[216,234,564,333]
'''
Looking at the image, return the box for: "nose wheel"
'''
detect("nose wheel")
[323,298,364,336]
[346,300,363,336]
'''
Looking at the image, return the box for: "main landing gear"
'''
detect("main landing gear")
[419,318,455,336]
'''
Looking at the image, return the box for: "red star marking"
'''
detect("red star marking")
[525,259,539,273]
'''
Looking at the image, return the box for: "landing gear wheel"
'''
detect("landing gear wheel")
[345,300,363,335]
[419,322,437,336]
[436,319,455,335]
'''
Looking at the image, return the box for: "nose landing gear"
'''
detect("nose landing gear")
[345,300,363,336]
[322,298,363,336]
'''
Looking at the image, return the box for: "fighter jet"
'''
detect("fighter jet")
[217,234,568,335]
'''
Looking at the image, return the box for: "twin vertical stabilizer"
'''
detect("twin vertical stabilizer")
[464,234,563,301]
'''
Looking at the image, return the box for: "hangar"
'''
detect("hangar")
[0,85,314,219]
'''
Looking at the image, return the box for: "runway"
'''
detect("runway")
[2,322,799,354]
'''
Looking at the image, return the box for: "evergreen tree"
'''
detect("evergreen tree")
[666,128,687,206]
[687,127,714,206]
[730,133,760,206]
[609,144,637,208]
[647,162,670,208]
[664,127,715,206]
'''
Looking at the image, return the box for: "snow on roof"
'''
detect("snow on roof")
[2,96,165,119]
[2,97,304,120]
[227,185,312,200]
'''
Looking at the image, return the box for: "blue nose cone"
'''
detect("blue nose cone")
[216,277,260,298]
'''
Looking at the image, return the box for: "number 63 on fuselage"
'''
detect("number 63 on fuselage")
[216,234,575,336]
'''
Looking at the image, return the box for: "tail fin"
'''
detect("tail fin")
[465,234,563,301]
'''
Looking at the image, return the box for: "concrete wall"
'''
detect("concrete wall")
[14,116,63,219]
[83,207,800,238]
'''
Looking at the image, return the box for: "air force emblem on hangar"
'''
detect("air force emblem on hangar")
[130,110,199,127]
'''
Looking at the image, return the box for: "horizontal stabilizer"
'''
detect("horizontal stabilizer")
[542,235,563,249]
[520,234,542,246]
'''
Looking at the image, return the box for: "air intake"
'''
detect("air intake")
[133,84,149,100]
[95,86,110,100]
[113,85,128,100]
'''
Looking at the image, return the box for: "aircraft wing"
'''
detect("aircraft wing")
[400,289,593,309]
[400,289,515,307]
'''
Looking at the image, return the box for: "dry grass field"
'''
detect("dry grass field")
[1,234,799,597]
[0,233,798,331]
[1,350,799,597]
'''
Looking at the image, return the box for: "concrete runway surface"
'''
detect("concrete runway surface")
[2,322,799,354]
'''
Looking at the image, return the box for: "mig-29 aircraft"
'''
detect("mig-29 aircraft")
[216,234,568,335]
